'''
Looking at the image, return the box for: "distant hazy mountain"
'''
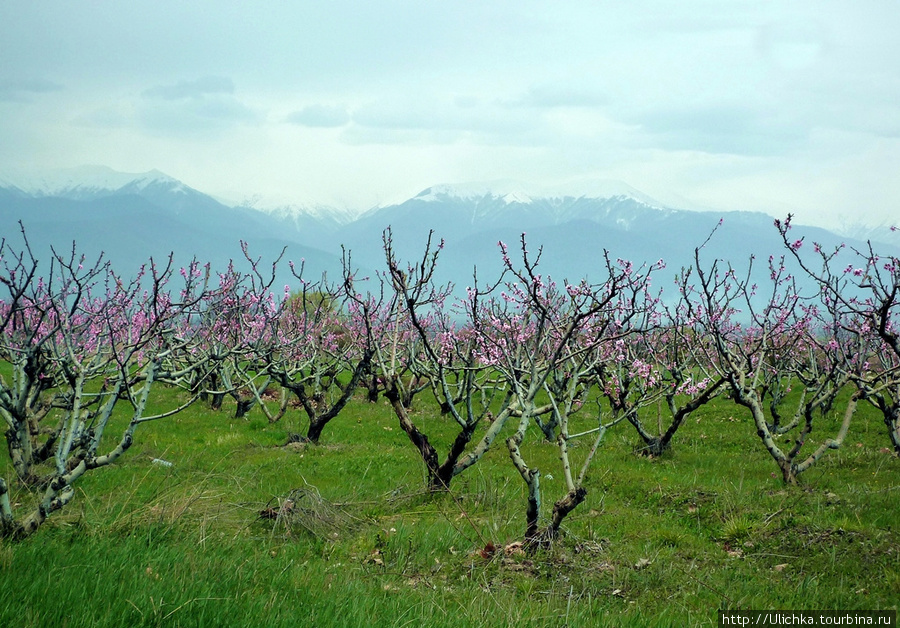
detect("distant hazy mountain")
[236,194,359,249]
[326,183,682,282]
[837,220,900,251]
[319,182,862,294]
[0,165,178,200]
[2,168,896,302]
[0,166,343,287]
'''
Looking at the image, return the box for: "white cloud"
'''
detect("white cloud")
[142,76,235,101]
[509,85,610,109]
[286,105,350,128]
[66,77,261,138]
[0,1,898,227]
[0,78,64,102]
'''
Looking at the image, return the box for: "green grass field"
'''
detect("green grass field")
[1,386,897,627]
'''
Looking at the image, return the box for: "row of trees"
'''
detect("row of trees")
[1,218,897,542]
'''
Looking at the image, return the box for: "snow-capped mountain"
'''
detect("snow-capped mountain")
[378,179,673,229]
[0,166,344,285]
[234,195,362,250]
[327,179,886,295]
[2,166,896,299]
[239,194,359,228]
[340,179,680,254]
[0,165,185,200]
[409,179,666,210]
[837,219,900,249]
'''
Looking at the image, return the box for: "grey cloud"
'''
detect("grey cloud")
[794,73,900,138]
[0,78,64,102]
[352,106,434,131]
[131,76,259,137]
[756,19,830,71]
[340,126,462,147]
[74,86,259,137]
[142,76,235,101]
[73,97,259,138]
[512,85,609,109]
[72,106,131,128]
[286,105,350,128]
[344,93,622,147]
[137,97,259,136]
[626,105,810,156]
[189,98,257,122]
[638,9,762,36]
[352,99,533,135]
[341,115,546,148]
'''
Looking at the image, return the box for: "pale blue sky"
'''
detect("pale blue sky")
[1,1,898,228]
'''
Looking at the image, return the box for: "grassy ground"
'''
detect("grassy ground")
[1,386,898,627]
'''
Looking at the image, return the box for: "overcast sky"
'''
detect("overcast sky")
[1,1,898,228]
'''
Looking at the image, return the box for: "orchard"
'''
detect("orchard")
[3,216,897,543]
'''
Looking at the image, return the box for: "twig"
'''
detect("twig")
[763,508,784,525]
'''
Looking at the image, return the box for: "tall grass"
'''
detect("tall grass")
[1,384,897,627]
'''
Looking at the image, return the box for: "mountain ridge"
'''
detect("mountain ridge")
[2,166,897,298]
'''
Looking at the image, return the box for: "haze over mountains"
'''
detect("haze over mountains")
[1,166,897,297]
